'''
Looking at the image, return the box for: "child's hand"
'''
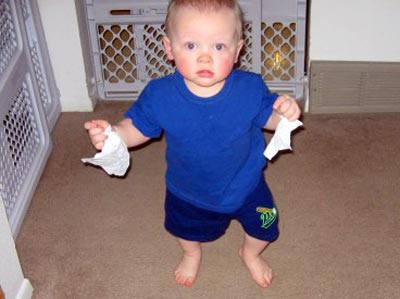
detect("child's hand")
[273,95,301,122]
[84,119,110,150]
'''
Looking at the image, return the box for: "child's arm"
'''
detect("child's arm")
[264,95,301,131]
[84,118,150,150]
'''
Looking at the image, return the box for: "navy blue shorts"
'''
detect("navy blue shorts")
[164,177,279,242]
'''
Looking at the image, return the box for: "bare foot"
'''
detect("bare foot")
[174,251,201,287]
[239,248,273,288]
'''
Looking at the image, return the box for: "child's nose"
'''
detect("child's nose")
[197,52,212,64]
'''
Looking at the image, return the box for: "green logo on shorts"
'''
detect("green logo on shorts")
[256,207,277,229]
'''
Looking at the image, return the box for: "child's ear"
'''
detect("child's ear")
[163,36,174,60]
[235,39,244,63]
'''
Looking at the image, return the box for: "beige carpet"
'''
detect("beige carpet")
[16,102,400,299]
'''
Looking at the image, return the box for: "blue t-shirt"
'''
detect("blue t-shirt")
[125,69,278,213]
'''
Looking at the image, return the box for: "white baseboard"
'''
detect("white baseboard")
[16,279,33,299]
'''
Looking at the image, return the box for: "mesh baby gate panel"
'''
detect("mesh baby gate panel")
[82,0,307,101]
[0,0,60,236]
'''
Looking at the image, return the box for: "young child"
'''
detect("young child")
[85,0,301,288]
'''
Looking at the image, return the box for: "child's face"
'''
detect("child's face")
[163,6,243,97]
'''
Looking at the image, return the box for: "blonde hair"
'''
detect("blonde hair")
[165,0,244,40]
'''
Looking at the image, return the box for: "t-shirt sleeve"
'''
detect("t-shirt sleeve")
[124,85,163,138]
[253,76,278,128]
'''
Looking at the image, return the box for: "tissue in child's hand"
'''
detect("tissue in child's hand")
[264,117,302,160]
[81,125,130,176]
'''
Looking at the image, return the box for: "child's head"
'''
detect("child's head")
[163,0,245,97]
[165,0,244,41]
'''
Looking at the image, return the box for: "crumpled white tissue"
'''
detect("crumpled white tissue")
[81,125,130,176]
[264,117,303,160]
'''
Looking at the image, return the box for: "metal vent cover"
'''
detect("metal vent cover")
[310,61,400,113]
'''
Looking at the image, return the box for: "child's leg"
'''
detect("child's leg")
[239,233,273,288]
[174,238,202,287]
[165,190,231,287]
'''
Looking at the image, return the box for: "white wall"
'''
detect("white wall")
[36,0,93,111]
[35,1,400,111]
[0,200,33,299]
[309,0,400,62]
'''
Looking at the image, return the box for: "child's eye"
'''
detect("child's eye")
[184,42,197,50]
[214,44,225,51]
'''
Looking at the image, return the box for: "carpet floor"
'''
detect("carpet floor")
[16,102,400,299]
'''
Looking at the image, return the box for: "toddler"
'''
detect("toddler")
[85,0,301,288]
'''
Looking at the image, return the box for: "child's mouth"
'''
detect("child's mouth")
[197,70,214,78]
